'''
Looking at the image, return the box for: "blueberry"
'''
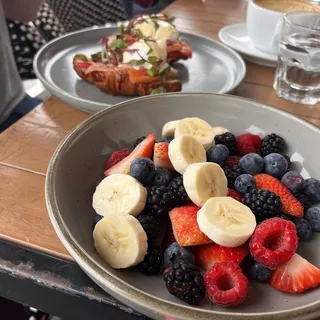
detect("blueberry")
[206,145,229,165]
[152,168,171,187]
[162,137,174,143]
[263,153,288,177]
[92,214,103,230]
[281,171,304,193]
[239,153,264,175]
[130,157,155,185]
[235,174,256,193]
[305,206,320,232]
[164,242,195,268]
[248,260,272,281]
[304,178,320,204]
[293,218,312,241]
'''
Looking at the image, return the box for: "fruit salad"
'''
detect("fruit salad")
[92,117,320,307]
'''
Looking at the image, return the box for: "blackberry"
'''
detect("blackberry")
[223,165,245,189]
[139,246,162,276]
[292,192,311,210]
[138,213,161,243]
[261,134,286,156]
[281,154,291,170]
[133,136,146,148]
[146,185,178,216]
[242,189,282,223]
[169,176,190,204]
[214,132,237,155]
[163,262,205,305]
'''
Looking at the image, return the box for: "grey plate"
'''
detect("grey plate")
[34,27,246,113]
[46,93,320,320]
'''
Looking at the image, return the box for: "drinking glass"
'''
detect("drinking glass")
[273,11,320,105]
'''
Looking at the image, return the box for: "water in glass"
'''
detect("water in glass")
[274,12,320,105]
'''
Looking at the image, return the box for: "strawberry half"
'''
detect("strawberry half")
[104,133,155,176]
[153,142,174,169]
[255,173,304,217]
[270,253,320,293]
[105,148,131,170]
[195,242,249,271]
[169,205,212,247]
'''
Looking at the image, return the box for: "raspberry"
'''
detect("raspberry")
[236,133,262,156]
[105,149,131,169]
[227,188,242,201]
[204,262,249,307]
[226,156,240,167]
[249,217,298,270]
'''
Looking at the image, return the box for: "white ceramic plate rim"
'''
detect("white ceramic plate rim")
[34,27,246,112]
[218,23,278,64]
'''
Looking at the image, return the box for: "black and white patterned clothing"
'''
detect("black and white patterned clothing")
[6,0,127,80]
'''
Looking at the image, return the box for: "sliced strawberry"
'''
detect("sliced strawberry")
[270,253,320,293]
[153,142,173,169]
[104,133,155,176]
[169,205,212,247]
[227,188,242,201]
[105,148,131,170]
[195,243,249,271]
[255,173,304,217]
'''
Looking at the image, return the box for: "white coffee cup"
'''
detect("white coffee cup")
[246,0,284,55]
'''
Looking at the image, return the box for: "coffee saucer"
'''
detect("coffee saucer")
[219,23,278,68]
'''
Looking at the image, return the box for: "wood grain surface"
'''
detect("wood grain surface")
[0,0,319,261]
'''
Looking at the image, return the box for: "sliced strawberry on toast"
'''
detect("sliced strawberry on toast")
[153,142,174,169]
[169,205,212,247]
[195,242,249,271]
[104,133,155,176]
[270,253,320,293]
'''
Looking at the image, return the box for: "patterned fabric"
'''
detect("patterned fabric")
[6,0,127,79]
[48,0,127,32]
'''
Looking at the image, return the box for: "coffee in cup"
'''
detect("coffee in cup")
[246,0,320,55]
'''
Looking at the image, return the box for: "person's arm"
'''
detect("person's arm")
[2,0,44,22]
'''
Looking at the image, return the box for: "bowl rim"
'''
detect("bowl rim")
[46,92,320,320]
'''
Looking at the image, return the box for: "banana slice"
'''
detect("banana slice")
[174,117,215,151]
[197,197,256,247]
[162,120,179,138]
[212,126,230,138]
[93,174,147,217]
[93,214,148,269]
[183,162,228,206]
[168,135,206,174]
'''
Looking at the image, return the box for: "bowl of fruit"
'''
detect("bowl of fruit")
[46,93,320,320]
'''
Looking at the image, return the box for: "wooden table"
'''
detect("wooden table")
[0,0,319,317]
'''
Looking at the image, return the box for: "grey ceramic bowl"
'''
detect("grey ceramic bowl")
[46,93,320,320]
